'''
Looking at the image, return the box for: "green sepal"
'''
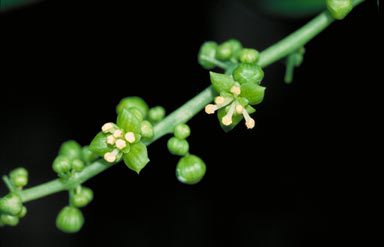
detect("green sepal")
[89,132,114,157]
[326,0,352,20]
[59,140,82,160]
[117,108,141,133]
[123,142,150,174]
[210,72,236,93]
[176,155,206,185]
[0,193,23,216]
[81,146,98,165]
[232,63,264,85]
[240,83,266,105]
[217,105,255,132]
[116,96,149,118]
[198,41,218,70]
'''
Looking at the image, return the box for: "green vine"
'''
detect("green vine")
[0,0,364,232]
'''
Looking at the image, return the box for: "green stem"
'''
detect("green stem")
[15,0,364,204]
[2,175,16,193]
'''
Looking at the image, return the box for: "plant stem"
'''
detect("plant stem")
[2,175,16,193]
[14,0,364,204]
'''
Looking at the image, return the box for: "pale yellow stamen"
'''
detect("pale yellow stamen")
[205,104,217,114]
[125,132,136,143]
[222,115,232,126]
[215,96,225,105]
[113,129,123,138]
[230,86,241,95]
[104,149,119,163]
[115,139,127,149]
[107,135,115,145]
[242,110,255,129]
[102,122,114,133]
[236,104,244,114]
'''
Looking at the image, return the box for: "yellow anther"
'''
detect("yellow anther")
[125,132,136,143]
[113,129,123,138]
[104,152,116,163]
[230,86,241,95]
[205,104,217,114]
[102,122,114,133]
[236,104,244,114]
[245,118,255,129]
[222,115,232,126]
[115,139,127,149]
[106,135,115,145]
[215,96,225,105]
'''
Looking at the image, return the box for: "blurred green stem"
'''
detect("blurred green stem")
[11,0,364,203]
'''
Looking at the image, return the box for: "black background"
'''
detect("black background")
[0,0,379,246]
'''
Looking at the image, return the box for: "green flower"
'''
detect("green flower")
[205,69,265,131]
[90,108,150,174]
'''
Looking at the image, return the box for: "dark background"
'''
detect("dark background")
[0,0,379,246]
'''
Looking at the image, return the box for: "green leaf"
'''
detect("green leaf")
[116,108,141,133]
[240,83,266,105]
[209,72,236,93]
[123,142,150,174]
[89,132,114,157]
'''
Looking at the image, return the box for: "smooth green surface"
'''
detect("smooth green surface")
[9,0,364,204]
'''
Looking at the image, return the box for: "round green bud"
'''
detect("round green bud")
[81,146,98,165]
[198,41,218,70]
[227,39,243,59]
[140,120,154,139]
[72,159,85,172]
[0,214,19,226]
[0,193,23,216]
[148,106,166,122]
[116,97,149,118]
[56,206,84,233]
[216,42,232,61]
[233,63,264,84]
[167,137,189,156]
[59,140,82,160]
[239,48,259,63]
[52,155,72,173]
[174,123,191,140]
[326,0,353,20]
[81,187,94,203]
[10,167,29,187]
[176,155,206,185]
[18,206,27,218]
[71,187,93,208]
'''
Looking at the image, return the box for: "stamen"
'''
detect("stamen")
[125,132,136,143]
[107,135,115,145]
[102,122,114,133]
[242,110,255,129]
[113,129,123,138]
[205,104,218,114]
[236,104,244,114]
[222,102,236,126]
[115,139,127,149]
[104,149,118,163]
[215,96,225,105]
[230,86,241,95]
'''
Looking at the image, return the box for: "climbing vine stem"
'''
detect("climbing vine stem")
[13,0,364,204]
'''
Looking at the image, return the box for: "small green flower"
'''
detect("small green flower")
[116,96,149,119]
[90,108,150,174]
[167,137,189,156]
[198,41,218,69]
[71,186,93,208]
[59,140,82,161]
[205,71,265,131]
[9,167,28,187]
[174,123,191,140]
[148,106,166,122]
[0,193,23,216]
[176,155,206,185]
[56,206,84,233]
[0,214,19,227]
[239,48,259,63]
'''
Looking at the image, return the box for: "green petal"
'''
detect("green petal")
[117,108,141,133]
[210,72,236,93]
[89,132,114,157]
[123,142,150,174]
[240,83,266,105]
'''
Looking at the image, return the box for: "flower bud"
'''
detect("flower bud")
[326,0,353,20]
[233,63,264,85]
[176,155,206,185]
[81,146,98,165]
[216,42,232,61]
[9,167,28,187]
[59,140,82,160]
[56,206,84,233]
[18,206,27,218]
[239,48,259,63]
[0,193,23,216]
[227,39,243,59]
[72,159,85,172]
[116,96,149,119]
[174,123,191,140]
[52,155,72,173]
[71,187,93,208]
[140,120,154,139]
[148,106,166,122]
[198,41,218,69]
[0,214,19,226]
[167,137,189,156]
